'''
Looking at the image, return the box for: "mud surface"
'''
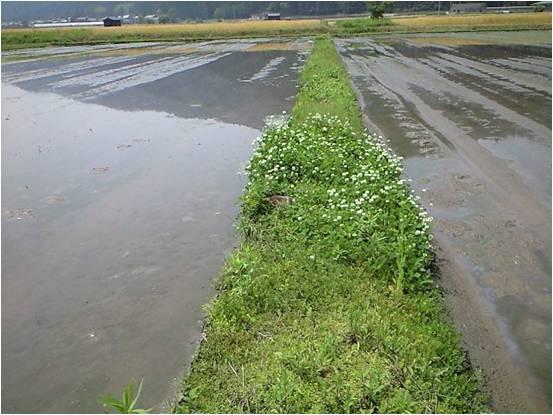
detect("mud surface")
[1,39,310,413]
[336,31,551,413]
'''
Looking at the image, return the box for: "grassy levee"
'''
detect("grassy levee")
[2,13,550,51]
[175,36,488,413]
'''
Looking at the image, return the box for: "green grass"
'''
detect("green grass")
[175,36,488,413]
[291,36,363,132]
[335,17,394,34]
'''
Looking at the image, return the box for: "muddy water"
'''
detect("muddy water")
[1,40,309,413]
[336,31,551,413]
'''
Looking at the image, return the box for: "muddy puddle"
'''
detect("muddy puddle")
[1,39,310,412]
[336,31,551,413]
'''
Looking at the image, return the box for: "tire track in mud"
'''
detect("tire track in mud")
[336,35,552,413]
[344,51,550,231]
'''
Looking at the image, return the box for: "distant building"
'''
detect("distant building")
[103,17,122,27]
[33,21,103,28]
[143,14,159,24]
[450,2,486,13]
[486,3,546,13]
[532,1,552,11]
[265,13,281,20]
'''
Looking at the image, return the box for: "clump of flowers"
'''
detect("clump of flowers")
[243,114,434,292]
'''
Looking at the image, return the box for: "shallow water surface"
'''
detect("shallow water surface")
[336,31,552,412]
[1,39,309,412]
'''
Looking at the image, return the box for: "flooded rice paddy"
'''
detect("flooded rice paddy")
[336,30,551,413]
[1,39,310,413]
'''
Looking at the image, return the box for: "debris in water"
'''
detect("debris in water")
[42,195,64,205]
[267,195,292,206]
[91,167,109,174]
[4,208,34,220]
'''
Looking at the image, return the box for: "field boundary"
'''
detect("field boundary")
[2,13,550,51]
[174,36,488,413]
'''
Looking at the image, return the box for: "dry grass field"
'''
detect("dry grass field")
[392,12,552,28]
[2,12,551,50]
[87,19,325,36]
[1,19,328,50]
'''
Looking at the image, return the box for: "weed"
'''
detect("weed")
[102,379,151,414]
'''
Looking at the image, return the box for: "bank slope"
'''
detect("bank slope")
[176,36,488,413]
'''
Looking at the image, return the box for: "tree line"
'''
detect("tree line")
[1,1,541,23]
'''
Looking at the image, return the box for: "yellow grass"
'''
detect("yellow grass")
[246,40,312,51]
[132,19,321,34]
[95,45,198,57]
[392,12,552,28]
[1,19,327,50]
[3,19,324,37]
[408,36,493,46]
[2,13,550,51]
[247,41,293,51]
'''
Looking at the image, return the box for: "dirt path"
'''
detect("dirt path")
[336,32,551,413]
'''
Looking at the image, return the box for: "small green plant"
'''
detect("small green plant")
[102,379,152,414]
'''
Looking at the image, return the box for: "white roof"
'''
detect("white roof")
[33,22,103,28]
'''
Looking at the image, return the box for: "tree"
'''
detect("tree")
[93,5,107,17]
[267,2,280,12]
[167,7,177,22]
[214,7,225,20]
[367,1,393,19]
[114,3,134,16]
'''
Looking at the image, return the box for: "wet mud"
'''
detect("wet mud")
[1,39,310,413]
[336,31,551,413]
